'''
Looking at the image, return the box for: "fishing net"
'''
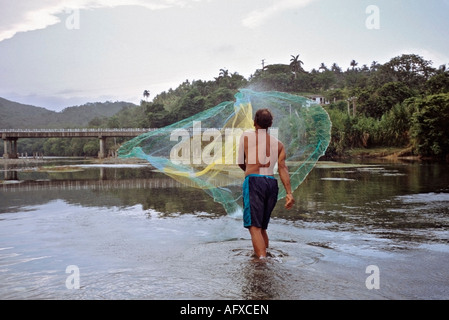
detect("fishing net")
[118,89,332,215]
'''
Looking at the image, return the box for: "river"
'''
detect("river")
[0,158,448,300]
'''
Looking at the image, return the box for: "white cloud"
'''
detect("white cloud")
[242,0,316,29]
[0,0,196,42]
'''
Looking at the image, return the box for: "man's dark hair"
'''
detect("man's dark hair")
[254,109,273,129]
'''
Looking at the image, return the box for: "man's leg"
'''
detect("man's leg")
[249,226,267,258]
[261,229,269,249]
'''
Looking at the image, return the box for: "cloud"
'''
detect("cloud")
[0,0,196,42]
[242,0,316,29]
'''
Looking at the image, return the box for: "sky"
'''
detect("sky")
[0,0,448,112]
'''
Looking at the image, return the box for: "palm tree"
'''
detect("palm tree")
[370,61,380,72]
[215,68,230,85]
[219,68,229,78]
[350,60,358,71]
[331,63,342,73]
[290,54,304,79]
[319,63,328,72]
[143,90,150,101]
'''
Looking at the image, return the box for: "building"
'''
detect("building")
[307,95,330,105]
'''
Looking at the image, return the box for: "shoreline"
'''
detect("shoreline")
[0,157,149,165]
[2,146,444,166]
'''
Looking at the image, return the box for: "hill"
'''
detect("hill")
[0,97,138,129]
[0,98,55,129]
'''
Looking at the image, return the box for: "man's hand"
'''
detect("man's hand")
[285,193,295,210]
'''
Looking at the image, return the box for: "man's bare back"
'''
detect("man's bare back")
[238,129,280,176]
[238,127,294,210]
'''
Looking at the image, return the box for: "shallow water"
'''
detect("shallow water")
[0,159,448,300]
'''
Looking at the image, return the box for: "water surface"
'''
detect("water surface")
[1,159,448,299]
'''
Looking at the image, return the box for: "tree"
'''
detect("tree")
[410,93,449,157]
[382,54,436,91]
[290,54,304,79]
[361,64,370,73]
[107,115,121,128]
[83,140,100,157]
[426,72,449,95]
[370,61,380,72]
[350,60,358,71]
[331,63,342,73]
[316,70,336,90]
[219,68,229,78]
[143,90,150,101]
[319,63,328,72]
[228,72,247,90]
[325,89,345,103]
[215,68,230,85]
[374,82,416,116]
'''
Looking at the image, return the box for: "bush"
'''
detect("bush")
[410,93,449,157]
[378,102,413,147]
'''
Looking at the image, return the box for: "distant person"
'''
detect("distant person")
[238,108,295,259]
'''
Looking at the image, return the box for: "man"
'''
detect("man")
[238,108,295,259]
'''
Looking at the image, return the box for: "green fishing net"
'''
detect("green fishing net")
[118,89,332,216]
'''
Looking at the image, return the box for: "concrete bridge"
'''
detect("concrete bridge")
[1,128,152,159]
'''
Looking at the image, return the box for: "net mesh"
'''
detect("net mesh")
[118,89,332,215]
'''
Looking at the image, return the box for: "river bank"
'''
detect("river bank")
[0,147,423,165]
[327,146,431,162]
[0,156,149,166]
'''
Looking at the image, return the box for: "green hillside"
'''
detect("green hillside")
[0,98,56,129]
[0,98,138,129]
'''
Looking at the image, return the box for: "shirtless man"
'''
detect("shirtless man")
[238,108,295,259]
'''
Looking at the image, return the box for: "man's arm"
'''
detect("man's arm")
[278,142,295,209]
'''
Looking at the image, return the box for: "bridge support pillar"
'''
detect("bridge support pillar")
[98,137,106,159]
[3,138,19,159]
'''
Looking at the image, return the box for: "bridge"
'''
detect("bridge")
[1,128,152,159]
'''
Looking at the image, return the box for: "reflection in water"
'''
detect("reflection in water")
[1,159,449,299]
[2,160,449,241]
[242,260,279,300]
[240,250,294,300]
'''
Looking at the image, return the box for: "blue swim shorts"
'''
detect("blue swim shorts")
[242,174,279,229]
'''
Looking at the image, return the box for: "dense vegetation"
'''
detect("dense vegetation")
[4,53,449,159]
